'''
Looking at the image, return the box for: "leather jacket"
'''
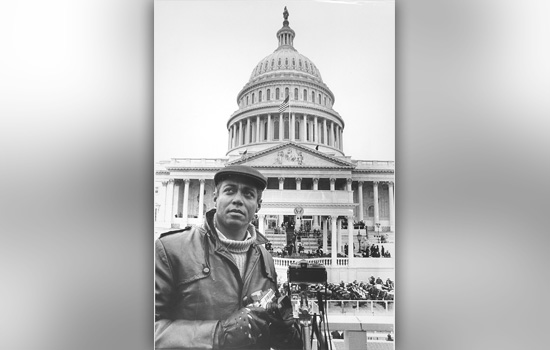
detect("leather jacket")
[155,209,278,349]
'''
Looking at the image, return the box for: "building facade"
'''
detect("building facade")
[155,9,395,282]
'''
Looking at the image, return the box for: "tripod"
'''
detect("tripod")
[292,284,333,350]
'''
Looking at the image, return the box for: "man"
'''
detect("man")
[155,165,300,349]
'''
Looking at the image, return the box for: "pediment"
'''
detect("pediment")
[230,143,354,168]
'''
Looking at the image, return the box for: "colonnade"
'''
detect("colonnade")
[158,178,208,226]
[157,177,395,232]
[228,113,343,151]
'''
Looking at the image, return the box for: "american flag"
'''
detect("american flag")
[278,95,290,112]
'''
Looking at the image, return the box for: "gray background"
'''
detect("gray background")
[1,0,549,349]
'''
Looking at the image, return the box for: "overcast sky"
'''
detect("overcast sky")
[155,0,394,162]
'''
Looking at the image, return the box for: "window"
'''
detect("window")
[318,94,321,104]
[303,89,307,101]
[267,89,270,101]
[246,96,249,105]
[264,121,268,140]
[285,87,289,98]
[274,120,279,140]
[292,58,295,67]
[368,206,374,217]
[259,91,262,102]
[311,91,315,102]
[252,93,255,104]
[294,88,298,100]
[276,88,280,100]
[295,120,300,139]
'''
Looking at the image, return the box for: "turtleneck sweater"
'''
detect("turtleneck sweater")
[215,224,257,278]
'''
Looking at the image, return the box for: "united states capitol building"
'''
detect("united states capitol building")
[155,9,395,283]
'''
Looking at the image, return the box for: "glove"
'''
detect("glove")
[215,307,271,349]
[266,296,302,350]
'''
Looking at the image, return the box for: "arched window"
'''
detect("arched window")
[306,122,310,140]
[368,206,374,218]
[259,91,262,102]
[303,89,307,101]
[294,88,298,100]
[274,120,280,140]
[264,121,268,140]
[276,88,280,100]
[295,120,300,140]
[285,58,288,66]
[318,94,321,104]
[285,87,289,98]
[252,93,255,104]
[324,96,327,106]
[311,91,315,102]
[267,89,271,101]
[278,58,281,66]
[292,58,295,67]
[299,59,302,68]
[246,96,249,105]
[271,59,275,68]
[283,118,289,139]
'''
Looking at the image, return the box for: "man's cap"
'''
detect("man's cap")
[214,165,267,190]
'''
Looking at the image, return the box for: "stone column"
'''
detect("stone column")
[330,177,336,191]
[337,218,342,255]
[172,180,180,218]
[238,121,243,146]
[347,178,353,202]
[313,177,319,191]
[373,181,380,230]
[295,177,302,190]
[246,118,251,144]
[165,179,174,222]
[258,214,265,234]
[228,128,231,149]
[348,215,355,265]
[340,127,344,150]
[198,179,205,223]
[358,181,364,222]
[302,115,307,141]
[314,116,318,143]
[159,180,168,222]
[290,113,295,141]
[267,114,272,141]
[256,116,261,143]
[388,181,395,232]
[322,217,327,252]
[279,113,283,141]
[331,216,338,266]
[278,177,285,190]
[182,179,190,226]
[323,119,327,145]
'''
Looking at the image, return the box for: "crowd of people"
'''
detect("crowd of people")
[351,243,392,258]
[280,277,394,301]
[325,278,394,301]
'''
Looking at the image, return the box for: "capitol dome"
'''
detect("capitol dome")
[226,7,345,157]
[248,48,324,84]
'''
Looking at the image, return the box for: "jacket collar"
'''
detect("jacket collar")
[204,208,268,246]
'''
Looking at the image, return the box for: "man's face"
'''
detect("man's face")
[213,175,262,234]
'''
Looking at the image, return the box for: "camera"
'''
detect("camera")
[287,260,327,284]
